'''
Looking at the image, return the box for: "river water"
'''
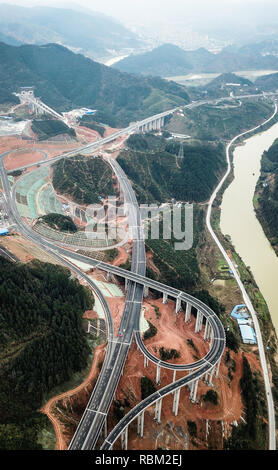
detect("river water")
[220,121,278,333]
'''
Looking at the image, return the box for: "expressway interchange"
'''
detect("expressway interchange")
[2,91,274,450]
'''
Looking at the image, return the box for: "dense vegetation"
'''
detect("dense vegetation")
[117,134,226,203]
[52,155,116,205]
[159,347,180,361]
[256,138,278,251]
[31,119,76,140]
[165,100,274,141]
[203,390,218,405]
[224,356,267,449]
[141,376,156,400]
[143,321,157,340]
[38,213,77,232]
[0,258,93,449]
[0,42,189,127]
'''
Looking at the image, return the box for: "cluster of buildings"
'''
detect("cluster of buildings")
[231,304,257,345]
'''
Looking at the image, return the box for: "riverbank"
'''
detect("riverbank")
[207,105,278,449]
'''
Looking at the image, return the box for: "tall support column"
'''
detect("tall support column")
[155,398,162,423]
[206,323,211,342]
[144,355,149,368]
[198,312,203,332]
[143,285,149,298]
[137,411,145,437]
[209,366,215,386]
[173,370,176,383]
[172,388,181,416]
[121,426,128,450]
[125,278,128,291]
[96,318,100,338]
[156,364,161,384]
[106,271,112,282]
[161,117,165,128]
[204,319,209,340]
[195,310,201,333]
[216,358,221,378]
[162,292,168,304]
[87,320,91,334]
[175,298,181,314]
[185,302,191,322]
[189,381,195,400]
[192,379,199,402]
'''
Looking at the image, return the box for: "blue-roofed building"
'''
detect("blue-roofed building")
[0,228,8,236]
[238,324,257,344]
[231,304,249,320]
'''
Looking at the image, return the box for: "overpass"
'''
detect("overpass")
[2,90,277,450]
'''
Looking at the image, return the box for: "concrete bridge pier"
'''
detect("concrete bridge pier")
[144,355,149,368]
[195,310,202,333]
[156,364,161,384]
[175,297,181,313]
[215,358,221,378]
[106,271,112,282]
[172,387,181,416]
[155,398,162,423]
[209,365,216,386]
[185,302,191,322]
[121,426,128,450]
[87,320,91,334]
[143,286,149,298]
[162,292,168,304]
[137,411,145,438]
[204,319,209,340]
[125,278,128,291]
[190,379,199,402]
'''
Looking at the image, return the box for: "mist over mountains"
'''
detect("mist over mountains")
[0,3,143,60]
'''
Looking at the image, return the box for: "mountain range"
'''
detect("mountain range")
[0,42,190,127]
[114,42,278,77]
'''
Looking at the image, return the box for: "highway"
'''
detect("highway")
[1,91,276,450]
[7,91,278,174]
[0,148,226,450]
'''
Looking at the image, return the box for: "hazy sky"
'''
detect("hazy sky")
[1,0,278,22]
[1,0,278,34]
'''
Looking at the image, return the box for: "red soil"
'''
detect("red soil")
[4,150,46,170]
[41,343,106,450]
[112,247,128,267]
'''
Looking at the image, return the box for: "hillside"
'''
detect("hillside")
[0,4,142,60]
[0,258,93,449]
[52,155,117,205]
[117,134,226,204]
[114,42,278,77]
[255,138,278,254]
[0,42,190,127]
[164,100,274,141]
[255,72,278,92]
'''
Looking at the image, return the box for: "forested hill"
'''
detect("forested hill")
[256,138,278,254]
[0,258,93,449]
[117,134,226,204]
[0,42,190,127]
